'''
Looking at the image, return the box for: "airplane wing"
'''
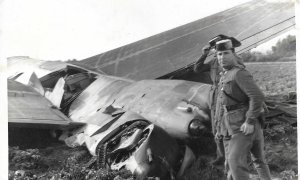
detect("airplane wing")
[75,0,294,80]
[8,79,83,129]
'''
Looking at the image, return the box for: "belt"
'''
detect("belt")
[225,103,247,111]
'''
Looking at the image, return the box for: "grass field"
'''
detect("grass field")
[245,62,296,96]
[240,62,297,179]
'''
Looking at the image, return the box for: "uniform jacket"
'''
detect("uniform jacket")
[215,66,265,135]
[194,54,221,134]
[193,54,220,86]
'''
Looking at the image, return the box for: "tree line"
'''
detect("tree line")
[241,35,296,62]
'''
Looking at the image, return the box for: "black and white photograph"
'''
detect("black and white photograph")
[0,0,297,179]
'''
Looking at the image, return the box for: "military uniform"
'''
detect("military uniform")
[194,53,225,164]
[215,66,272,180]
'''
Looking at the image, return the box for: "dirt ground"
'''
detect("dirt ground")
[8,127,297,180]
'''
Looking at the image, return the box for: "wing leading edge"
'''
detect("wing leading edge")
[76,0,295,80]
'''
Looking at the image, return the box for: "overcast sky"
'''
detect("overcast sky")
[0,0,257,60]
[1,0,295,61]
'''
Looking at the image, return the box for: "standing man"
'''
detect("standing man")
[193,34,241,165]
[214,38,272,180]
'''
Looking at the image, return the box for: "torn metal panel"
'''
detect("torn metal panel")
[107,124,182,179]
[68,74,133,122]
[67,112,147,156]
[28,72,45,95]
[72,120,188,179]
[264,98,297,127]
[276,105,297,118]
[112,80,211,138]
[69,73,211,140]
[45,77,65,108]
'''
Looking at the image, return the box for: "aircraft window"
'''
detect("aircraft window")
[40,66,86,89]
[64,73,94,91]
[37,65,97,115]
[40,70,67,89]
[60,72,96,115]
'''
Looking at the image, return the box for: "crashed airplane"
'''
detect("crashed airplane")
[7,0,294,179]
[8,60,211,179]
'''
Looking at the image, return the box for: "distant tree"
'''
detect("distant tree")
[241,34,296,62]
[67,59,78,62]
[241,51,256,62]
[271,35,296,57]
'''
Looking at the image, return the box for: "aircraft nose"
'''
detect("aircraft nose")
[188,119,207,136]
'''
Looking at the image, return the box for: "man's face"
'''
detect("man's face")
[216,50,236,68]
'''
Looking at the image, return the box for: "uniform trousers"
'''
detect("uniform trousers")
[223,122,272,180]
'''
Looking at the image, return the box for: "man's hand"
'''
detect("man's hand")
[240,122,254,135]
[202,45,211,55]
